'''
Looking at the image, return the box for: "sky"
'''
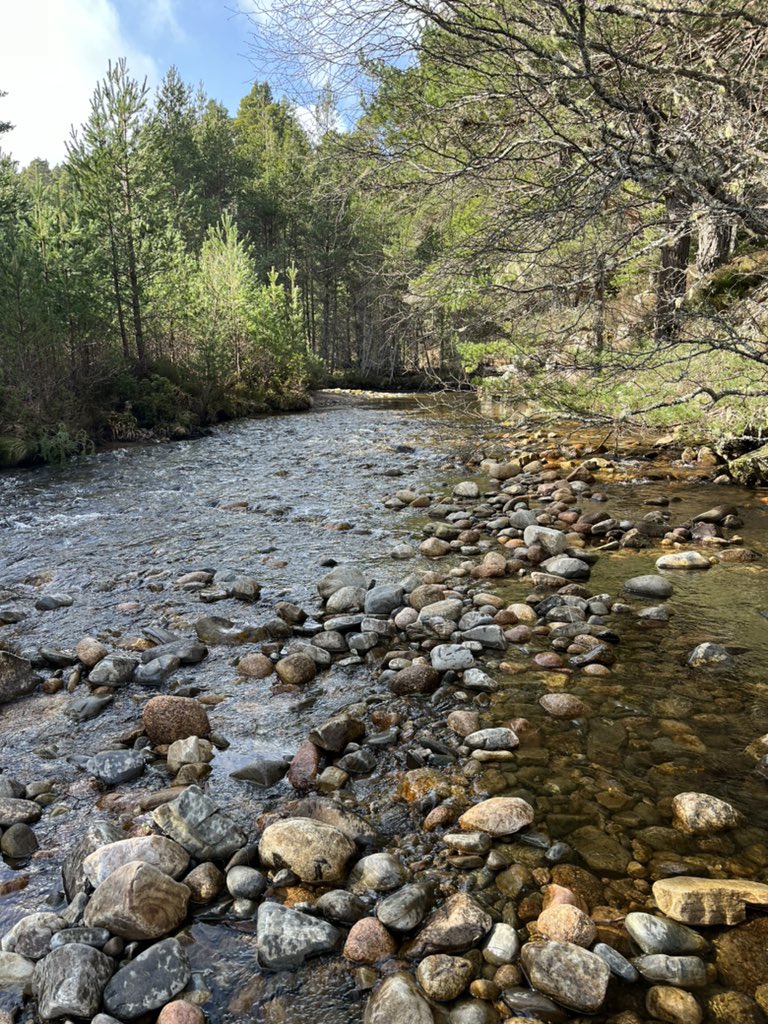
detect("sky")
[0,0,263,167]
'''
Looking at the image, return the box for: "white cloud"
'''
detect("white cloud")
[0,0,157,167]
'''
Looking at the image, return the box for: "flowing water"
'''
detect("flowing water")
[1,393,768,1022]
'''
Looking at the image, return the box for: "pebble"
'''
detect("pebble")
[377,883,434,932]
[157,1001,206,1024]
[142,696,211,746]
[633,953,707,988]
[343,918,397,963]
[646,985,703,1024]
[625,912,709,955]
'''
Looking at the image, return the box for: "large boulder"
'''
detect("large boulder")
[82,835,190,886]
[83,860,190,940]
[103,938,190,1020]
[153,785,246,861]
[259,817,356,884]
[33,943,113,1020]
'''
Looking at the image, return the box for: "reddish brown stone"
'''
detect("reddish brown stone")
[287,740,321,791]
[142,696,210,746]
[343,918,397,963]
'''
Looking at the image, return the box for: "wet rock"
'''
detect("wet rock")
[521,940,611,1013]
[713,917,768,990]
[540,556,591,580]
[318,565,369,599]
[35,593,73,611]
[275,653,317,685]
[653,876,768,925]
[167,736,214,774]
[483,922,520,964]
[364,584,404,615]
[2,913,66,959]
[226,866,267,900]
[390,664,440,696]
[692,504,738,524]
[314,890,367,925]
[0,796,41,827]
[502,988,566,1022]
[134,654,181,687]
[461,668,496,692]
[655,552,710,570]
[85,749,145,786]
[1,822,38,858]
[83,835,190,886]
[33,943,113,1020]
[407,893,492,956]
[539,693,590,718]
[592,942,639,982]
[0,651,38,704]
[377,883,434,932]
[153,785,247,860]
[103,938,190,1020]
[142,640,207,665]
[142,696,211,746]
[536,904,597,947]
[88,655,137,687]
[259,817,356,884]
[236,653,274,678]
[447,710,480,737]
[646,986,703,1024]
[462,625,506,649]
[194,616,265,644]
[633,954,707,988]
[0,950,34,993]
[343,918,397,962]
[524,525,566,556]
[569,826,631,874]
[449,998,500,1024]
[157,1002,206,1024]
[687,643,733,668]
[624,575,673,599]
[83,860,189,940]
[184,862,224,903]
[49,928,111,950]
[671,792,743,834]
[465,728,518,753]
[417,954,473,1001]
[624,912,708,955]
[62,821,122,899]
[287,740,321,791]
[430,645,475,671]
[326,585,366,614]
[256,902,340,969]
[363,972,434,1024]
[458,797,534,836]
[66,694,113,721]
[454,481,480,498]
[350,852,409,893]
[309,713,365,752]
[707,991,763,1024]
[420,537,452,558]
[231,757,288,787]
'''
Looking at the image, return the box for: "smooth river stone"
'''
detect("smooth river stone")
[521,940,610,1013]
[259,817,356,884]
[652,877,768,925]
[625,912,709,955]
[655,552,710,570]
[376,883,434,932]
[83,860,190,940]
[633,954,707,988]
[646,986,703,1024]
[83,835,190,886]
[407,893,492,957]
[539,693,591,718]
[624,575,673,599]
[535,904,597,947]
[0,797,41,827]
[671,792,743,835]
[363,972,434,1024]
[458,797,534,836]
[416,954,473,1001]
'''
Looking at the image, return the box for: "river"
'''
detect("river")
[1,393,767,1022]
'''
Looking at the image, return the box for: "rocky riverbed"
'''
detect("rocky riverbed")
[0,394,767,1024]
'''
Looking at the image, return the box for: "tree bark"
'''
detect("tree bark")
[696,209,736,276]
[655,192,691,342]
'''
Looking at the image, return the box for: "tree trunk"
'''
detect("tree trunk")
[696,209,736,275]
[655,193,691,342]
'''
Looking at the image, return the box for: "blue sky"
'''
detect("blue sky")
[0,0,267,166]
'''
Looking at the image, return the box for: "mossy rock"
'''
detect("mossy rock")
[729,442,768,486]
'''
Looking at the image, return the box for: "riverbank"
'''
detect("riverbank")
[0,397,767,1023]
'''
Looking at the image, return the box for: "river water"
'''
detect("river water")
[1,393,768,1022]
